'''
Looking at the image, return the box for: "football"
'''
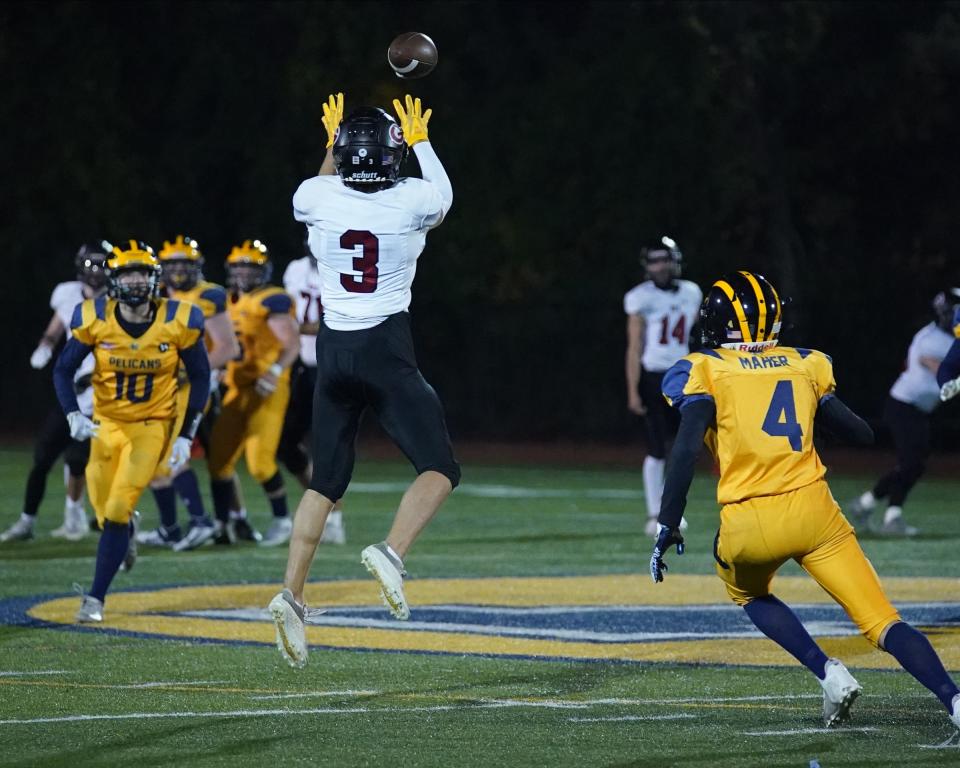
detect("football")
[387,32,438,79]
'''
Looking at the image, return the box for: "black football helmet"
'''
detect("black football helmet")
[700,271,783,351]
[75,242,109,290]
[932,287,960,331]
[333,107,407,188]
[641,236,683,289]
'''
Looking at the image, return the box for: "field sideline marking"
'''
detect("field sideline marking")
[250,690,379,700]
[569,714,696,722]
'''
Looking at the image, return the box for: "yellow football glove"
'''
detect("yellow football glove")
[392,94,432,146]
[322,92,344,149]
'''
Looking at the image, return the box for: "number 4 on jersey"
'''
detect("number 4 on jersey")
[762,379,803,452]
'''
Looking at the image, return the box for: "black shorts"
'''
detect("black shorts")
[309,312,460,501]
[639,367,680,460]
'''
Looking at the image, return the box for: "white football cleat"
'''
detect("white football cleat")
[950,693,960,729]
[172,521,216,552]
[819,658,862,726]
[260,517,293,548]
[0,516,34,543]
[319,511,346,545]
[76,594,104,623]
[268,589,308,669]
[361,543,409,620]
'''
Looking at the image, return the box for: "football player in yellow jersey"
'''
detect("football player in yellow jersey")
[650,271,960,730]
[139,236,240,552]
[207,240,300,547]
[53,241,210,622]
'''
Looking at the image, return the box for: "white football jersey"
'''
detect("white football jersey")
[283,255,323,366]
[50,281,94,416]
[623,279,703,372]
[293,176,446,331]
[889,322,954,413]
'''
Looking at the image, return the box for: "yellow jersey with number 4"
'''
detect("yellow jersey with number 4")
[662,346,836,505]
[69,296,204,422]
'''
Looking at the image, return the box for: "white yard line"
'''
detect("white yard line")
[743,727,878,736]
[250,690,379,700]
[121,680,229,689]
[349,482,644,500]
[0,708,372,725]
[569,714,696,722]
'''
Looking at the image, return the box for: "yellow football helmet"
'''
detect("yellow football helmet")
[105,239,161,306]
[159,235,203,290]
[225,239,271,292]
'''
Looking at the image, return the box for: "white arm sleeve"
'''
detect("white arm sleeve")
[412,142,453,227]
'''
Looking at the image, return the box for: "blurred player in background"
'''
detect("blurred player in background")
[206,240,300,547]
[623,237,701,537]
[138,236,240,551]
[280,233,345,544]
[936,299,960,401]
[847,287,960,536]
[269,93,459,668]
[1,244,108,542]
[650,271,960,729]
[53,241,209,622]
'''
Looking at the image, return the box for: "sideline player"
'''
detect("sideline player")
[650,271,960,729]
[206,240,300,547]
[281,235,346,544]
[53,241,209,622]
[1,244,107,542]
[269,93,460,668]
[847,288,960,536]
[624,237,701,537]
[138,235,239,550]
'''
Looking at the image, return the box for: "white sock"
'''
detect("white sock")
[884,506,903,525]
[326,510,342,526]
[642,456,665,520]
[66,497,84,513]
[229,507,248,521]
[20,513,34,528]
[859,491,876,510]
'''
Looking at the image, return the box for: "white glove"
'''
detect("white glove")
[168,437,193,472]
[941,376,960,402]
[66,411,98,441]
[30,344,53,370]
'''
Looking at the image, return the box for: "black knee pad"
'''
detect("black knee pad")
[418,460,462,490]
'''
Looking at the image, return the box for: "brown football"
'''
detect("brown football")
[387,32,438,79]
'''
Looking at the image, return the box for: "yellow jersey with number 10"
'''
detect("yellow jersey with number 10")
[662,346,836,505]
[69,296,204,422]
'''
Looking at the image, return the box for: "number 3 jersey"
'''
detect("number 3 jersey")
[69,296,204,422]
[662,346,836,505]
[623,280,703,372]
[292,176,445,331]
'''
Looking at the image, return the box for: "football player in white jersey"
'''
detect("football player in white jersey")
[279,234,346,544]
[623,238,702,537]
[1,244,107,542]
[847,288,960,536]
[269,93,459,668]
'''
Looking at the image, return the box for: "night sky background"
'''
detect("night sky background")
[2,1,959,446]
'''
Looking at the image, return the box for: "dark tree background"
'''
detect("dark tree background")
[2,1,959,444]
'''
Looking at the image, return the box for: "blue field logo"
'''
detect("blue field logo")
[5,574,960,669]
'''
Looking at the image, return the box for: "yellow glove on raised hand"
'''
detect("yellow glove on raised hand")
[322,92,344,149]
[392,94,432,146]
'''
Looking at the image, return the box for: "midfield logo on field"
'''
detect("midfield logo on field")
[5,575,959,670]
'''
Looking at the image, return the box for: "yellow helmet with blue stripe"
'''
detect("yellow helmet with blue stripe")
[159,235,203,290]
[226,239,271,291]
[105,240,161,306]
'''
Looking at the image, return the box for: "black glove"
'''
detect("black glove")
[650,524,685,583]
